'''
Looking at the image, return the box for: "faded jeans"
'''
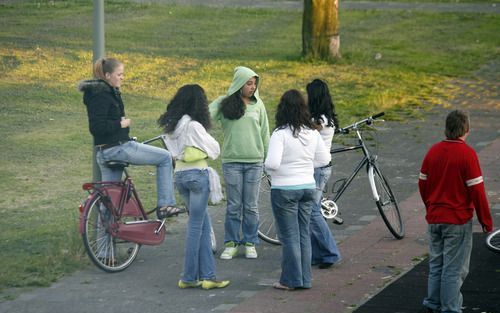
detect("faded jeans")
[175,169,217,282]
[271,188,315,289]
[96,141,176,207]
[311,165,341,265]
[423,221,473,313]
[222,162,263,245]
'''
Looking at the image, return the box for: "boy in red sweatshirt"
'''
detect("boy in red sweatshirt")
[418,109,493,313]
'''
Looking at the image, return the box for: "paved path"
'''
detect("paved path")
[1,91,498,313]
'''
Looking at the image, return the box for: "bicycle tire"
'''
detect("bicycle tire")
[486,228,500,253]
[257,174,281,245]
[210,224,217,254]
[82,194,141,272]
[370,165,405,239]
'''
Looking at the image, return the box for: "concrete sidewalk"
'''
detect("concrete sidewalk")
[0,103,498,313]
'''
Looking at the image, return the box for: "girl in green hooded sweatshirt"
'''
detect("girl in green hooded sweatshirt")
[209,66,270,260]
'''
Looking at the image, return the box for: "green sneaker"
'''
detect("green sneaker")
[220,241,239,260]
[178,280,202,289]
[244,243,258,259]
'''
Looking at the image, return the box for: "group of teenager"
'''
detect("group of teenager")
[79,58,341,291]
[79,57,493,313]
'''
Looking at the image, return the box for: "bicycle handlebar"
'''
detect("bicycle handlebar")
[142,135,164,145]
[336,112,385,134]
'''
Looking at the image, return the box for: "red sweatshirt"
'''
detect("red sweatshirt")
[418,139,493,232]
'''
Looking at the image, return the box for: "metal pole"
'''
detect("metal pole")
[92,0,105,182]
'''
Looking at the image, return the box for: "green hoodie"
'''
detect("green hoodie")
[209,66,270,163]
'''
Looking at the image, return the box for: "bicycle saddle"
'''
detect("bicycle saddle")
[105,160,129,169]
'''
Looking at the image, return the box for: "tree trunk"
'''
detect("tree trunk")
[302,0,341,60]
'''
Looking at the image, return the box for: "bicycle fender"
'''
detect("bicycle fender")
[78,194,97,234]
[368,166,379,201]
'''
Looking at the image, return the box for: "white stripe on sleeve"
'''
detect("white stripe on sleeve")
[466,176,483,187]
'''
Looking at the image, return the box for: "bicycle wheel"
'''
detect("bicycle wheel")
[486,229,500,253]
[257,174,281,245]
[370,165,405,239]
[82,194,141,272]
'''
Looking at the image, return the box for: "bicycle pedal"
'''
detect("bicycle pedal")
[332,216,344,225]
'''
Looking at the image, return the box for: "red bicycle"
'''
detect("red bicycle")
[78,136,172,272]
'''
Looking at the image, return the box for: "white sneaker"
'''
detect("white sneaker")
[220,242,239,260]
[245,243,258,259]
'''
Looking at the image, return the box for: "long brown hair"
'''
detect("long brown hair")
[275,89,313,137]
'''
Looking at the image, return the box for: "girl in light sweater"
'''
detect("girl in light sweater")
[209,66,270,260]
[265,89,330,290]
[159,84,229,290]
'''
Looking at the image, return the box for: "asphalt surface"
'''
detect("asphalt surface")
[1,96,498,313]
[1,2,498,313]
[0,103,500,313]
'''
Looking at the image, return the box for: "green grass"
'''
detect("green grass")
[0,0,499,298]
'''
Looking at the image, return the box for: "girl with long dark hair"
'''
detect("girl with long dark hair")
[159,84,229,290]
[306,79,342,269]
[265,89,330,290]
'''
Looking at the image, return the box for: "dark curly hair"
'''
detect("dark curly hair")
[158,84,211,134]
[306,79,339,129]
[219,92,246,120]
[275,89,313,137]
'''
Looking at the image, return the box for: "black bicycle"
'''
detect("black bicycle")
[257,112,405,245]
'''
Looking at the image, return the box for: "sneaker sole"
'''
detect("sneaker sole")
[220,253,238,260]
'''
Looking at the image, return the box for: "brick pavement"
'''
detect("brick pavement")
[230,135,499,313]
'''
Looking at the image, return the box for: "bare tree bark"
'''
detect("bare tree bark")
[302,0,341,59]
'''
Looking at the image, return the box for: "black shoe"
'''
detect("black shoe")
[156,206,186,219]
[318,263,334,269]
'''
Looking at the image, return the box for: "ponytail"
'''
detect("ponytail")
[93,57,122,80]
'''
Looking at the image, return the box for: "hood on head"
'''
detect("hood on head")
[226,66,260,97]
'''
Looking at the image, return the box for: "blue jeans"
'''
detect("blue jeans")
[96,141,176,207]
[175,169,217,282]
[311,166,341,265]
[423,221,473,313]
[271,188,315,289]
[222,162,263,245]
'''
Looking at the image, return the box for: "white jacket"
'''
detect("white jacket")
[264,126,330,187]
[163,115,223,204]
[162,115,220,161]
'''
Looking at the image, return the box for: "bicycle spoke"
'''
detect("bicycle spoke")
[82,194,141,272]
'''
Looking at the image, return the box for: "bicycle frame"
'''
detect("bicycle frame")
[329,128,376,204]
[79,171,166,246]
